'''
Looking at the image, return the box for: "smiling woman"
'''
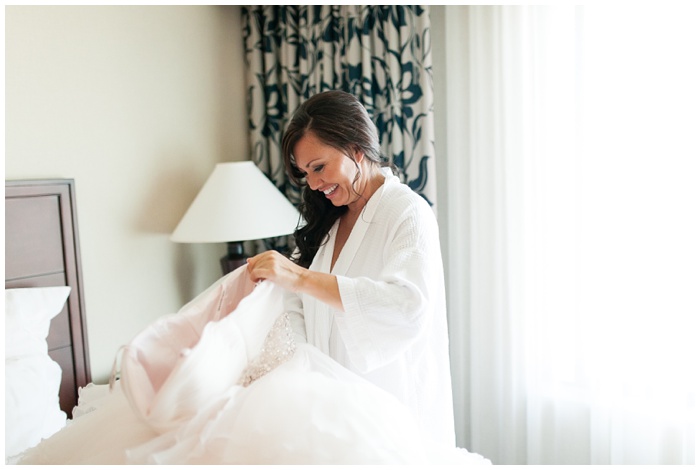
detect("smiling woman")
[291,132,386,272]
[247,90,461,447]
[281,90,395,270]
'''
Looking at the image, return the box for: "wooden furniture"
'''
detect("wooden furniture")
[5,179,91,418]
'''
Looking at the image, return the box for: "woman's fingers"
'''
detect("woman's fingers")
[247,251,288,282]
[246,250,303,291]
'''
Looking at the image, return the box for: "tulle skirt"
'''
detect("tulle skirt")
[18,269,489,465]
[18,343,489,465]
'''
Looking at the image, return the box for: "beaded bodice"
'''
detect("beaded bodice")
[238,312,296,387]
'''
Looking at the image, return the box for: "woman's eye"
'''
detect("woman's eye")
[314,165,324,173]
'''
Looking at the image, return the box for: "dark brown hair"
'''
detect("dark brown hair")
[282,90,391,268]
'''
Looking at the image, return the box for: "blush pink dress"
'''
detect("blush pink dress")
[17,266,489,465]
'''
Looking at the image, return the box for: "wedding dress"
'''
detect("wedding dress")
[17,267,489,465]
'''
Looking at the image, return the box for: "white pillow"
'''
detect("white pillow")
[5,286,71,357]
[4,286,71,458]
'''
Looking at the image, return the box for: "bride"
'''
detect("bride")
[19,90,490,464]
[17,266,488,465]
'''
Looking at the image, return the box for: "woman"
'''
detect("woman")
[247,90,456,446]
[16,91,486,465]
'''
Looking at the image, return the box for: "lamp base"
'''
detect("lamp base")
[220,241,247,275]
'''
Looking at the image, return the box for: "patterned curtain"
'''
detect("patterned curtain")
[242,6,436,246]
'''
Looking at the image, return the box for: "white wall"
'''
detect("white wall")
[5,5,249,383]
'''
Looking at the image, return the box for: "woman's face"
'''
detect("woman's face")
[293,132,365,209]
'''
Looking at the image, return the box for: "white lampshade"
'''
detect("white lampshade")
[171,161,300,243]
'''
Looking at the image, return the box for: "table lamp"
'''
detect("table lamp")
[171,161,300,274]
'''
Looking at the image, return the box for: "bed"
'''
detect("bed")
[5,180,490,465]
[4,179,91,461]
[5,179,92,459]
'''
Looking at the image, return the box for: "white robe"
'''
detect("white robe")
[286,168,457,446]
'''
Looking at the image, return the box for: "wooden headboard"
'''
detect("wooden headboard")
[5,179,91,418]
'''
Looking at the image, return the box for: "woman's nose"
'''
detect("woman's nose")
[306,174,320,190]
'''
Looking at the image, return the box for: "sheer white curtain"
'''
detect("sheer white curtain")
[443,5,698,464]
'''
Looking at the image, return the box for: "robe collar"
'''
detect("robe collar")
[322,167,397,276]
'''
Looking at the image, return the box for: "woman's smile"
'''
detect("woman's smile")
[322,184,339,197]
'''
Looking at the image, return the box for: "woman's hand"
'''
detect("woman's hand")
[246,250,306,292]
[246,250,344,311]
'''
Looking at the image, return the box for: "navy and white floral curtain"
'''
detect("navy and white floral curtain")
[242,5,436,216]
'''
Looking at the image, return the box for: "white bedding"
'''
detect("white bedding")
[4,287,71,461]
[14,268,490,465]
